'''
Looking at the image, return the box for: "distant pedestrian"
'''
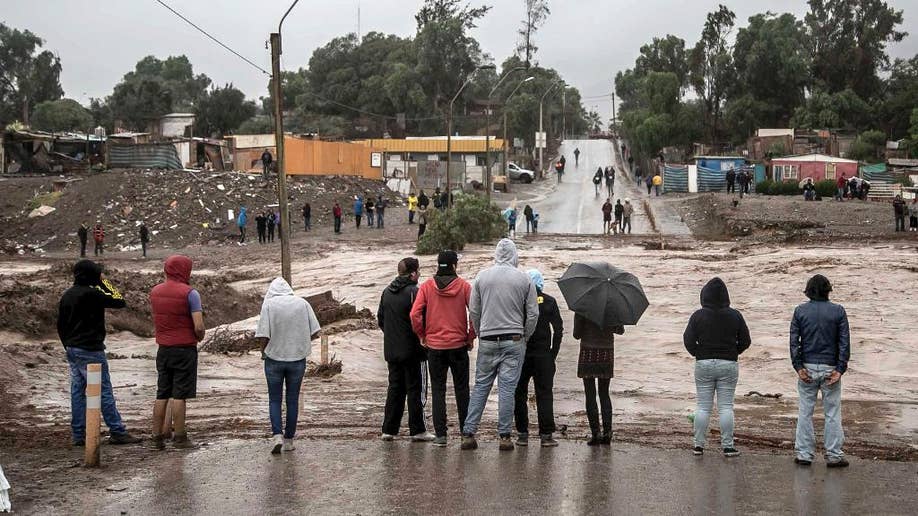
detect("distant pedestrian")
[256,277,321,454]
[601,199,613,235]
[267,212,276,242]
[593,168,603,196]
[139,222,150,258]
[613,200,623,235]
[407,192,418,224]
[418,190,429,209]
[332,202,342,234]
[514,269,563,447]
[354,196,364,229]
[555,161,564,182]
[149,255,206,450]
[790,274,850,468]
[237,207,247,244]
[78,222,88,257]
[256,212,268,244]
[575,313,623,446]
[507,208,517,237]
[378,258,432,442]
[532,213,539,233]
[523,205,534,233]
[439,190,449,211]
[725,169,736,194]
[302,203,312,231]
[737,170,750,197]
[605,166,615,197]
[463,239,539,451]
[621,199,633,234]
[683,278,750,457]
[433,188,443,210]
[634,164,641,185]
[652,173,663,196]
[574,147,581,166]
[366,196,375,227]
[835,174,846,201]
[909,197,918,232]
[628,155,634,174]
[58,260,140,446]
[417,205,428,240]
[893,195,907,232]
[261,149,273,178]
[376,196,387,229]
[93,223,105,256]
[410,250,475,447]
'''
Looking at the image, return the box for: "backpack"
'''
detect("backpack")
[433,196,442,208]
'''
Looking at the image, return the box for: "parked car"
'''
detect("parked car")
[506,162,534,183]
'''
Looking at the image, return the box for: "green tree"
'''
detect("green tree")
[635,35,689,90]
[689,4,736,144]
[236,116,274,135]
[0,23,63,125]
[879,55,918,138]
[195,84,257,137]
[517,0,550,65]
[30,98,93,132]
[791,88,871,130]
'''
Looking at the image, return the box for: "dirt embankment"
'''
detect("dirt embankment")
[675,193,914,244]
[0,169,403,254]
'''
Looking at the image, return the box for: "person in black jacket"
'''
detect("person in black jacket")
[78,222,88,257]
[514,269,563,447]
[377,258,432,441]
[139,222,149,258]
[57,260,140,446]
[683,277,750,457]
[256,212,268,244]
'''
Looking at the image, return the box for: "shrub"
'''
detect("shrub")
[416,193,506,255]
[756,179,802,196]
[814,180,836,198]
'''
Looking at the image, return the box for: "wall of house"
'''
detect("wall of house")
[774,161,858,182]
[284,137,383,179]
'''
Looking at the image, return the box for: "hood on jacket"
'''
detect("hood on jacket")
[700,277,730,309]
[164,255,193,284]
[73,259,103,286]
[388,274,417,293]
[265,277,294,299]
[494,238,519,267]
[432,274,463,296]
[805,274,832,301]
[527,269,544,292]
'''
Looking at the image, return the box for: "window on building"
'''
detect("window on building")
[774,165,784,181]
[785,165,798,180]
[825,163,836,180]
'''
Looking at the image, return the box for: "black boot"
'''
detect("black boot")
[586,432,602,446]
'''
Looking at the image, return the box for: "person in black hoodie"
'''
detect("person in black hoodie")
[77,222,89,257]
[683,277,751,457]
[514,269,563,447]
[256,212,268,244]
[57,260,140,446]
[377,257,432,441]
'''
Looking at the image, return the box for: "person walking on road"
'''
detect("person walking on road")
[78,222,89,258]
[332,202,342,234]
[725,169,736,194]
[149,255,206,450]
[622,199,634,234]
[256,212,268,244]
[507,208,518,237]
[574,147,581,166]
[376,196,387,229]
[410,250,476,447]
[236,207,247,244]
[605,166,615,198]
[139,222,150,258]
[514,269,563,447]
[58,260,141,446]
[683,277,751,457]
[93,223,105,256]
[266,211,276,242]
[417,205,428,240]
[523,205,534,234]
[418,190,429,210]
[302,203,311,232]
[601,199,613,235]
[463,239,539,451]
[893,194,907,232]
[256,277,321,454]
[379,258,433,442]
[737,170,750,198]
[909,197,918,232]
[574,312,623,445]
[790,274,850,468]
[593,168,603,197]
[407,192,418,224]
[652,172,663,196]
[354,196,364,229]
[365,196,375,228]
[261,149,273,178]
[613,200,624,235]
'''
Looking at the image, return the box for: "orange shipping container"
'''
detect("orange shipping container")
[284,137,383,179]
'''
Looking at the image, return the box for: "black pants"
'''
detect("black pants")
[427,347,470,438]
[262,162,270,177]
[408,211,415,224]
[895,215,906,231]
[80,241,87,257]
[382,359,426,436]
[303,216,311,231]
[726,180,735,193]
[141,241,147,257]
[418,223,426,240]
[514,354,556,435]
[239,226,246,243]
[267,225,275,242]
[356,215,362,228]
[94,242,103,256]
[583,378,612,436]
[334,217,341,233]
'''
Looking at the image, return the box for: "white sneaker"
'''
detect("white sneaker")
[410,432,435,442]
[282,438,295,452]
[271,434,283,454]
[380,433,396,441]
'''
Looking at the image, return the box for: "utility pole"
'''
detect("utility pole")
[611,90,616,135]
[561,89,566,140]
[539,81,561,177]
[486,65,526,200]
[501,76,533,177]
[447,64,494,208]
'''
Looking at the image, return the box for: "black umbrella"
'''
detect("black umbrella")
[558,262,648,327]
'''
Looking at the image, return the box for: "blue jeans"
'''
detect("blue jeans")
[463,339,525,436]
[796,363,844,461]
[66,347,127,441]
[693,359,738,449]
[377,212,385,228]
[265,358,307,438]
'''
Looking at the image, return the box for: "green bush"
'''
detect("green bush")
[813,180,836,198]
[756,179,802,196]
[416,193,506,255]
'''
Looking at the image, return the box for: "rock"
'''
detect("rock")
[28,205,56,218]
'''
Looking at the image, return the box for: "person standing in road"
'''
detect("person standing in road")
[523,205,534,234]
[139,222,150,258]
[725,169,736,194]
[835,174,846,201]
[507,208,518,237]
[574,147,581,166]
[366,196,375,228]
[593,168,603,196]
[376,195,387,229]
[575,312,623,445]
[601,199,613,235]
[410,250,475,447]
[652,172,663,196]
[302,203,311,231]
[622,199,634,234]
[332,202,342,234]
[893,194,907,232]
[645,174,653,195]
[417,204,428,241]
[407,192,418,224]
[613,200,624,235]
[634,164,641,185]
[378,258,432,442]
[463,239,539,451]
[354,196,364,229]
[628,155,634,174]
[605,166,615,198]
[683,277,751,457]
[737,170,750,198]
[237,207,247,244]
[261,149,273,178]
[267,211,277,243]
[149,255,206,450]
[418,190,429,210]
[514,269,563,447]
[78,222,89,258]
[93,223,105,256]
[256,211,267,243]
[58,260,141,446]
[256,277,321,454]
[909,197,918,232]
[790,274,850,468]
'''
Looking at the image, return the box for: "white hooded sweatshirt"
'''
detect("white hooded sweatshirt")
[255,277,321,361]
[470,239,539,341]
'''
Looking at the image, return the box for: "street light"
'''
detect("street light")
[502,76,534,177]
[539,80,563,178]
[485,65,526,199]
[270,0,300,285]
[446,64,495,208]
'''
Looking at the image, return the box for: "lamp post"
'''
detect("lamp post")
[501,76,534,177]
[270,0,300,285]
[485,65,526,200]
[447,64,495,208]
[539,81,562,177]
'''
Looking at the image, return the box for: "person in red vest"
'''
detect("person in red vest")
[149,255,205,450]
[93,223,105,256]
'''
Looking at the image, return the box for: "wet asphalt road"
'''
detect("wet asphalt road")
[102,439,918,515]
[530,140,652,235]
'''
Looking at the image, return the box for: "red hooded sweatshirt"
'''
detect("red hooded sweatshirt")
[150,255,198,347]
[410,274,475,350]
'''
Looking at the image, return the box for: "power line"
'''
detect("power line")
[153,0,270,76]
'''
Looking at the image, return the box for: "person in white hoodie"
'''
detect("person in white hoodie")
[462,239,539,451]
[255,277,321,454]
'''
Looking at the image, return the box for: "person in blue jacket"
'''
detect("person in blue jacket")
[354,196,364,229]
[237,206,248,244]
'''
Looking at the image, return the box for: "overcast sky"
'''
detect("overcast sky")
[4,0,917,118]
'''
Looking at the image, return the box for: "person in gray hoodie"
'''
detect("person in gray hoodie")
[255,277,322,455]
[462,239,539,451]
